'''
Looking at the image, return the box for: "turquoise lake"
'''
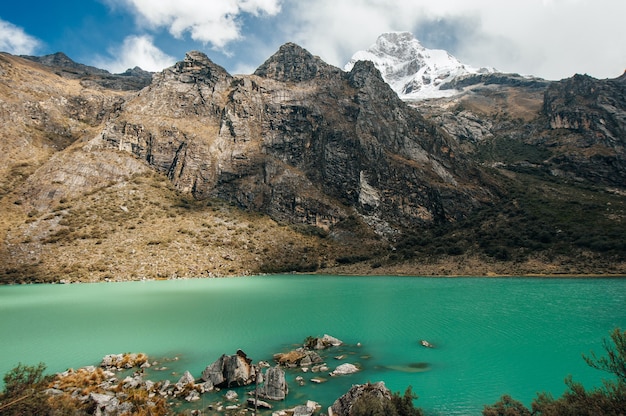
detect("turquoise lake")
[1,275,625,415]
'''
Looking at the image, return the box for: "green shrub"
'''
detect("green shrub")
[0,363,52,416]
[350,386,423,416]
[483,328,626,416]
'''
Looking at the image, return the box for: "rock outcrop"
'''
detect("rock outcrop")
[257,366,288,401]
[329,381,392,416]
[541,72,626,187]
[329,363,360,376]
[201,350,257,388]
[304,334,343,350]
[97,45,492,236]
[2,42,625,282]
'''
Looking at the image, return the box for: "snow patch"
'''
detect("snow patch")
[345,31,495,100]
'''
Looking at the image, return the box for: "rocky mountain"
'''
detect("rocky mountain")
[345,31,495,100]
[23,52,153,91]
[0,42,625,283]
[97,44,493,231]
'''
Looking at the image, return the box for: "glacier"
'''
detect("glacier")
[345,31,495,100]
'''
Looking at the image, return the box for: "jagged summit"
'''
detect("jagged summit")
[345,31,494,100]
[159,50,232,86]
[23,51,110,75]
[254,42,342,82]
[22,51,153,91]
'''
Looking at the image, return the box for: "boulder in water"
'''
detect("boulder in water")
[329,363,359,376]
[201,349,257,388]
[257,365,288,401]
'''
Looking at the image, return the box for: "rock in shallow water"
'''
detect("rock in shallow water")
[258,365,288,401]
[329,363,359,376]
[201,349,257,388]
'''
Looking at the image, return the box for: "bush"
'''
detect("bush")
[482,394,531,416]
[390,386,424,416]
[0,363,52,416]
[350,386,423,416]
[350,390,397,416]
[483,328,626,416]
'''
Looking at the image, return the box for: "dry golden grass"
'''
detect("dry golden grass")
[48,359,170,416]
[1,164,375,282]
[274,350,306,365]
[456,87,544,122]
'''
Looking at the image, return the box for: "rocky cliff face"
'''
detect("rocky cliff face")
[417,71,626,190]
[1,44,624,282]
[541,72,626,187]
[97,44,494,235]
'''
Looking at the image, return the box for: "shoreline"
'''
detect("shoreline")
[2,271,625,286]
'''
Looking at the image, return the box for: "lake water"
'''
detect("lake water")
[1,275,625,415]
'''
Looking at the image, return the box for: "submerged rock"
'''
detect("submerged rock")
[247,397,272,409]
[224,390,239,401]
[386,362,431,373]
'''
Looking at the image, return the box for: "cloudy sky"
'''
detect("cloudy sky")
[0,0,624,80]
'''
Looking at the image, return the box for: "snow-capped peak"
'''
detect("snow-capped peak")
[345,31,494,100]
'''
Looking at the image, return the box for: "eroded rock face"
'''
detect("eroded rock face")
[258,366,288,401]
[254,42,343,82]
[201,350,257,388]
[97,45,494,237]
[542,73,626,187]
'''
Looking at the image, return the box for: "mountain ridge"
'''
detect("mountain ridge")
[0,42,625,283]
[22,51,154,91]
[345,31,497,100]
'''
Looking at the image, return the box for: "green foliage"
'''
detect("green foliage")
[475,137,552,166]
[583,327,626,383]
[483,328,626,416]
[350,391,397,416]
[531,377,626,416]
[0,363,52,416]
[390,386,424,416]
[350,386,423,416]
[392,171,626,267]
[482,394,532,416]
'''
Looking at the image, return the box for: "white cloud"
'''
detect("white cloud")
[0,18,41,55]
[94,35,176,73]
[110,0,281,49]
[280,0,626,80]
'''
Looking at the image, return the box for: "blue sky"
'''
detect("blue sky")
[1,0,625,80]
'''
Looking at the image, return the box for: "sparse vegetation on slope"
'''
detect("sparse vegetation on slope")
[0,167,383,283]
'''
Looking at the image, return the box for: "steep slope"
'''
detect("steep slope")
[98,44,495,234]
[405,71,626,274]
[345,31,494,100]
[0,53,127,200]
[418,71,626,190]
[541,72,626,187]
[1,46,624,282]
[1,46,494,282]
[23,52,154,91]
